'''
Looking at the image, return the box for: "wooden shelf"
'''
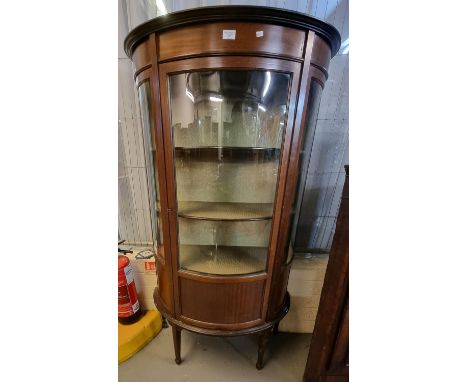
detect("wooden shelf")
[179,244,267,275]
[175,146,280,150]
[178,201,273,221]
[174,146,280,161]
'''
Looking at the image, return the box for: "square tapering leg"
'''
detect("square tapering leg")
[256,329,271,370]
[171,325,182,365]
[273,322,279,335]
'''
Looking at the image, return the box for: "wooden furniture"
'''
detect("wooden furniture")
[304,166,349,381]
[124,6,340,369]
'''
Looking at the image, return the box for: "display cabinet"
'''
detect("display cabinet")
[124,6,340,369]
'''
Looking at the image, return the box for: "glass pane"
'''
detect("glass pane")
[169,70,291,275]
[290,79,323,255]
[138,82,164,255]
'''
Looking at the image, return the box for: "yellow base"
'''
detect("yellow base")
[118,310,163,364]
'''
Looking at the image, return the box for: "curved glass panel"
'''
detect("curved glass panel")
[289,79,323,258]
[138,82,164,255]
[168,70,291,275]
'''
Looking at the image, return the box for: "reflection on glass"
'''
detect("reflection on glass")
[138,82,164,255]
[169,70,291,275]
[289,80,323,255]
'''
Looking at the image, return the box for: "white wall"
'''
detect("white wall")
[118,0,153,245]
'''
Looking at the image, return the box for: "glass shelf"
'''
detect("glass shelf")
[179,244,267,275]
[178,201,273,221]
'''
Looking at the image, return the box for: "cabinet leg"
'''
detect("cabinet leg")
[273,322,279,335]
[171,325,182,365]
[256,329,271,370]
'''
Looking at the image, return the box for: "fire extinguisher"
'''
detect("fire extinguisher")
[118,254,142,324]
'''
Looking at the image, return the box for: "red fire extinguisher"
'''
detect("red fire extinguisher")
[118,255,141,324]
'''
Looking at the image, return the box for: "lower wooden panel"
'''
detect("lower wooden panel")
[179,276,264,325]
[179,315,263,331]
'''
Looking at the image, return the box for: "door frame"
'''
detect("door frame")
[157,56,302,320]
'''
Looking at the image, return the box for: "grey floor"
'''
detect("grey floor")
[119,326,311,382]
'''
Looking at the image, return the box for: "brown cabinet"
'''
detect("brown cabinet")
[124,6,340,369]
[304,166,349,381]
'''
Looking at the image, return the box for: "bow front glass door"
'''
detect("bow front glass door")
[167,69,292,275]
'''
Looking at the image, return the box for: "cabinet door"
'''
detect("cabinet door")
[159,57,301,279]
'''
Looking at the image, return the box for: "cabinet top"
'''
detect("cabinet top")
[124,6,341,59]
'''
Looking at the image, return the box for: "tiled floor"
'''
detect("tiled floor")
[119,326,311,382]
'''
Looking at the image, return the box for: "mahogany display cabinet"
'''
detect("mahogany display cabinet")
[124,6,341,369]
